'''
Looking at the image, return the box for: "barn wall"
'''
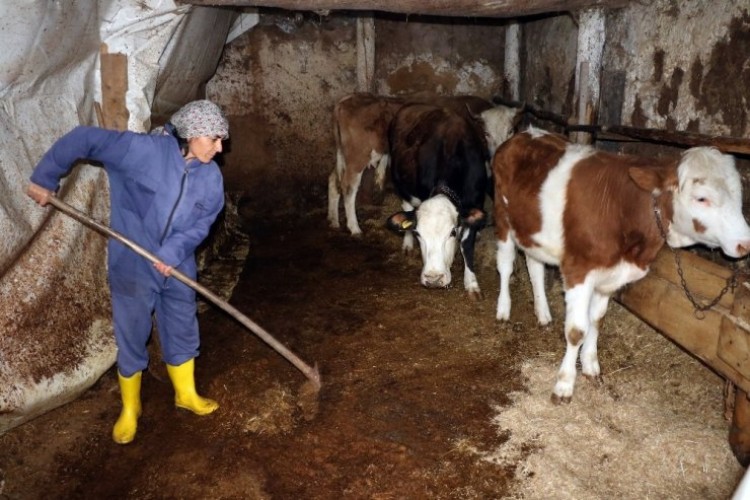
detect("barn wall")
[523,1,750,138]
[521,14,578,120]
[208,11,356,213]
[208,11,506,212]
[374,15,505,98]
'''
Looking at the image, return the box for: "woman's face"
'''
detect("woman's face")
[185,135,223,163]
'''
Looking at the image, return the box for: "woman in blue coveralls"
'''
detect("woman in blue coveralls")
[26,100,228,444]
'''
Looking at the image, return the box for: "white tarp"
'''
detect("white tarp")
[0,0,234,434]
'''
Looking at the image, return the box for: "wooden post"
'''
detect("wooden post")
[504,22,521,101]
[571,8,605,145]
[356,13,375,92]
[99,43,129,131]
[730,387,750,467]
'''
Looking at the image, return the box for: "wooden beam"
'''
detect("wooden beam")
[99,44,129,131]
[178,0,630,18]
[600,125,750,156]
[616,248,750,394]
[356,14,375,92]
[504,22,521,100]
[492,96,750,157]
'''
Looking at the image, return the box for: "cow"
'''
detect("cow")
[328,93,406,235]
[386,102,520,300]
[327,92,515,235]
[492,127,750,404]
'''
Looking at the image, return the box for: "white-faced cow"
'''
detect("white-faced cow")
[387,102,520,299]
[493,127,750,403]
[328,92,515,236]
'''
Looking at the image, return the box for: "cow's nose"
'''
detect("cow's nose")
[422,272,449,288]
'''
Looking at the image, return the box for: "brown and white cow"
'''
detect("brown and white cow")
[328,92,518,235]
[493,127,750,403]
[328,93,406,235]
[387,102,520,299]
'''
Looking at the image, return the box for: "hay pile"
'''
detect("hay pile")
[480,301,745,499]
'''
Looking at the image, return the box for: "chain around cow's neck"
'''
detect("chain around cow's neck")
[651,194,737,318]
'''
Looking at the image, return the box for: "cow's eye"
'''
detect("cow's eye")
[695,196,710,206]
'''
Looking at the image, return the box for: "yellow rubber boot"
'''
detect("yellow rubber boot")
[112,371,142,444]
[166,358,218,415]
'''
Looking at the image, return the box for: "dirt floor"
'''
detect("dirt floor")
[0,196,746,499]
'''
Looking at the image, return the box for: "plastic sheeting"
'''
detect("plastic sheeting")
[0,0,235,434]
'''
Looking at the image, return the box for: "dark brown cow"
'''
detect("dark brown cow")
[327,92,514,235]
[493,127,750,403]
[387,102,518,299]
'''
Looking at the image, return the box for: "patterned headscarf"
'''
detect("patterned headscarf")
[170,100,229,139]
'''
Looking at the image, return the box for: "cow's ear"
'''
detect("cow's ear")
[462,208,487,228]
[629,166,679,195]
[629,167,662,194]
[386,211,416,233]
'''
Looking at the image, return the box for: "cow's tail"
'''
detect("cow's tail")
[332,98,346,174]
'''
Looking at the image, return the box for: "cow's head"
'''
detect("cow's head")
[629,147,750,258]
[387,195,486,288]
[480,105,524,157]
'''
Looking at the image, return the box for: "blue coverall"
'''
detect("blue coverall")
[31,126,224,376]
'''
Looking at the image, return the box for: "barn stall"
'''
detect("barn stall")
[1,0,750,498]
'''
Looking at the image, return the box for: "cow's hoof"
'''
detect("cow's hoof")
[550,393,572,405]
[537,315,552,327]
[467,289,484,301]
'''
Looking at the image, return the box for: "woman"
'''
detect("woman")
[27,100,228,444]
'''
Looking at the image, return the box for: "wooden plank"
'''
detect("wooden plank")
[356,14,375,92]
[616,248,750,394]
[646,249,735,311]
[178,0,631,18]
[719,280,750,379]
[99,44,129,131]
[618,272,726,361]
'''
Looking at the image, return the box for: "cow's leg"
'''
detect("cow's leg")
[580,291,609,383]
[496,238,516,321]
[460,226,482,300]
[327,150,345,229]
[525,256,551,326]
[552,280,594,404]
[343,169,364,236]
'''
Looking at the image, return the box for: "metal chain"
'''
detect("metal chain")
[651,195,738,319]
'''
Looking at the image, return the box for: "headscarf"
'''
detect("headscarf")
[169,100,229,140]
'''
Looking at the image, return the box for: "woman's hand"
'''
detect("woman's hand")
[26,183,53,206]
[154,261,173,277]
